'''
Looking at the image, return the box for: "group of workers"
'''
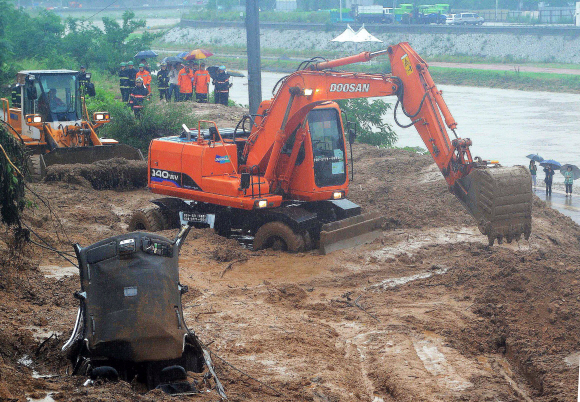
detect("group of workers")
[118,59,233,116]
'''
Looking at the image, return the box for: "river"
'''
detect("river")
[227,71,580,184]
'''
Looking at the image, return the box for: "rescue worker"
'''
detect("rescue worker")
[10,83,22,108]
[119,62,131,103]
[136,63,152,95]
[140,58,151,72]
[157,62,170,101]
[178,64,194,102]
[129,77,149,117]
[78,65,91,95]
[167,63,180,102]
[126,61,138,101]
[213,66,232,106]
[193,62,210,103]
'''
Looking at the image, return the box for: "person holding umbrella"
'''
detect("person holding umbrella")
[168,63,180,102]
[214,66,232,106]
[157,62,170,101]
[563,166,574,196]
[544,164,555,196]
[529,160,537,188]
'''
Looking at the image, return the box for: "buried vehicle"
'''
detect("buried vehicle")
[62,225,225,395]
[0,70,143,180]
[129,42,532,251]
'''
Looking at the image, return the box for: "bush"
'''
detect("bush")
[94,99,200,154]
[0,125,27,226]
[336,98,397,148]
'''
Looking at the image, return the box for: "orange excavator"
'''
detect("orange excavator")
[130,42,532,252]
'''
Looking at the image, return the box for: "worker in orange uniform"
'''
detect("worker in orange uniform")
[193,62,211,103]
[136,63,152,95]
[178,64,194,102]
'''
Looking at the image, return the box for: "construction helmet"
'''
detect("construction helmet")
[136,77,144,83]
[160,62,167,66]
[128,61,134,66]
[120,62,126,66]
[139,63,145,67]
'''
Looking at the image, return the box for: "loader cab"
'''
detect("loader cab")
[20,70,82,139]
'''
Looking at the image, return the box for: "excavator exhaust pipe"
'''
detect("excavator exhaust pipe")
[319,211,384,255]
[455,166,532,245]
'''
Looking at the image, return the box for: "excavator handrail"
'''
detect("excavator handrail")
[1,98,9,122]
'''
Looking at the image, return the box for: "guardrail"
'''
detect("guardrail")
[180,19,580,36]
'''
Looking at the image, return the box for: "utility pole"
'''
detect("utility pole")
[339,0,342,21]
[246,0,262,115]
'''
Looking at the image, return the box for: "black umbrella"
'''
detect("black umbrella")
[560,164,580,180]
[207,66,220,80]
[134,50,158,59]
[164,56,184,64]
[526,154,544,162]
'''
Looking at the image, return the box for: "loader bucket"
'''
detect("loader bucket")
[454,165,532,245]
[42,144,144,168]
[319,211,384,255]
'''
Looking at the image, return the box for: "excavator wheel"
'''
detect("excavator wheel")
[128,206,169,232]
[253,221,305,252]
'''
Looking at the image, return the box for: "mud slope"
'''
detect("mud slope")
[0,143,579,401]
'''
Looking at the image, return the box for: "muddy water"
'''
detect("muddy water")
[228,71,580,185]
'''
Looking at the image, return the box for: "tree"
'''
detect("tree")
[336,98,397,147]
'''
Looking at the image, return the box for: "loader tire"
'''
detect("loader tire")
[253,221,305,252]
[128,206,168,232]
[27,155,45,182]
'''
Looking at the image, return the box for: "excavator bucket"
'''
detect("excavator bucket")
[319,211,385,255]
[31,145,144,180]
[455,166,532,245]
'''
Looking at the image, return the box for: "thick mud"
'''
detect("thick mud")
[1,143,579,401]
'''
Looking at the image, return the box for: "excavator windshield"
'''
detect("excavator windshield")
[307,108,346,187]
[25,73,81,123]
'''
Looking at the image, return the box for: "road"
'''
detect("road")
[534,187,580,224]
[429,61,580,75]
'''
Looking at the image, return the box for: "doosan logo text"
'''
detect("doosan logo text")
[329,83,370,93]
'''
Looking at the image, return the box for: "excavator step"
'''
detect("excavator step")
[319,211,384,255]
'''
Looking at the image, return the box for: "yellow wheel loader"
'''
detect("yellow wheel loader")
[1,70,143,180]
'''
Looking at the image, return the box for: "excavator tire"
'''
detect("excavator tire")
[457,165,532,246]
[253,221,305,252]
[128,206,169,232]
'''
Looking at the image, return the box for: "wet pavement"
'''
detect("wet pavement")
[534,187,580,225]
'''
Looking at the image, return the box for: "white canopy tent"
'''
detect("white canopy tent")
[351,25,382,43]
[331,25,357,42]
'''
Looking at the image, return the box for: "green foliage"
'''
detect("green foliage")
[184,9,331,23]
[0,125,28,226]
[89,96,200,154]
[393,146,428,154]
[336,99,397,148]
[0,5,155,90]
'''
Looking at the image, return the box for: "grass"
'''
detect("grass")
[429,67,580,93]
